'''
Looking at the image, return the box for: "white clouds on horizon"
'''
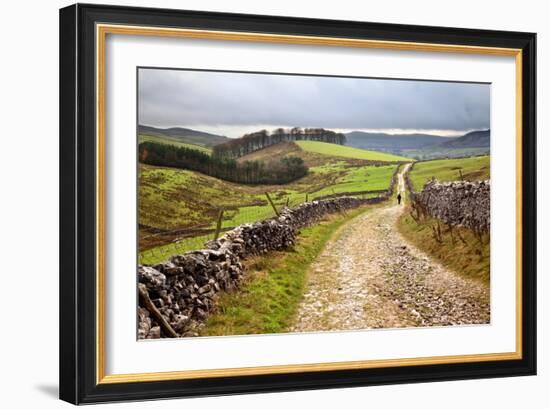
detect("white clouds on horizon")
[138,68,490,137]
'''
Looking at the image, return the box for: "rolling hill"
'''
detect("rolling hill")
[440,130,490,148]
[295,140,410,162]
[139,139,405,261]
[345,131,451,150]
[139,155,397,262]
[138,124,229,147]
[236,141,310,164]
[345,130,490,160]
[139,134,212,153]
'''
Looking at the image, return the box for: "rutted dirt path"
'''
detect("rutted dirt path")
[290,164,490,332]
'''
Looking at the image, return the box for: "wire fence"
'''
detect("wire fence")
[138,189,381,265]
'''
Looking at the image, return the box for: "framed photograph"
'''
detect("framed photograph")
[59,3,536,404]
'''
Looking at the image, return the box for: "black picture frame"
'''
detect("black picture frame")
[59,3,536,404]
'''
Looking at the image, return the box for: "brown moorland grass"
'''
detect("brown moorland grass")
[397,209,490,284]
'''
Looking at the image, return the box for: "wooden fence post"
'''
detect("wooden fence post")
[265,192,280,217]
[138,285,179,338]
[214,209,224,240]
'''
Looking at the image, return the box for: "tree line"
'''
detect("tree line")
[139,141,308,185]
[212,127,346,159]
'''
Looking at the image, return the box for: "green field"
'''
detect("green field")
[408,155,490,191]
[296,140,410,162]
[399,146,489,160]
[139,138,408,263]
[139,234,212,265]
[139,133,212,153]
[308,163,395,198]
[139,159,395,257]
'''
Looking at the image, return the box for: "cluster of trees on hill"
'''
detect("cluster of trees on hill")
[212,127,346,159]
[139,141,308,185]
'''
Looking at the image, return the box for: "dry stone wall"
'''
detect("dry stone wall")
[138,166,400,339]
[410,179,490,234]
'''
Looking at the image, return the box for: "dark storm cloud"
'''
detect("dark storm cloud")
[138,69,490,135]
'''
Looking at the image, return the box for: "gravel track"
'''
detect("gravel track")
[290,164,490,333]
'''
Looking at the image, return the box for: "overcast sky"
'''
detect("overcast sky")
[138,68,490,138]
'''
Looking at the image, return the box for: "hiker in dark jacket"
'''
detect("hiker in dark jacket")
[397,193,402,205]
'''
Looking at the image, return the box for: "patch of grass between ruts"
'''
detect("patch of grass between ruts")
[199,206,370,336]
[397,209,490,284]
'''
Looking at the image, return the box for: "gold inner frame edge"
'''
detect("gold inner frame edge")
[95,23,523,385]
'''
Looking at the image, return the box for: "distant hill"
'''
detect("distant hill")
[139,134,212,153]
[439,130,490,148]
[345,132,453,151]
[345,130,490,160]
[138,125,229,147]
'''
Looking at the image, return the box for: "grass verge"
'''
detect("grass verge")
[397,209,490,284]
[199,206,369,336]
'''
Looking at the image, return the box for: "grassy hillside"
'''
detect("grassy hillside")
[296,140,410,162]
[139,139,407,263]
[400,146,490,160]
[139,134,211,153]
[236,141,305,164]
[408,155,490,190]
[139,158,395,262]
[237,141,393,167]
[440,130,490,148]
[345,131,449,150]
[309,163,396,197]
[138,125,229,147]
